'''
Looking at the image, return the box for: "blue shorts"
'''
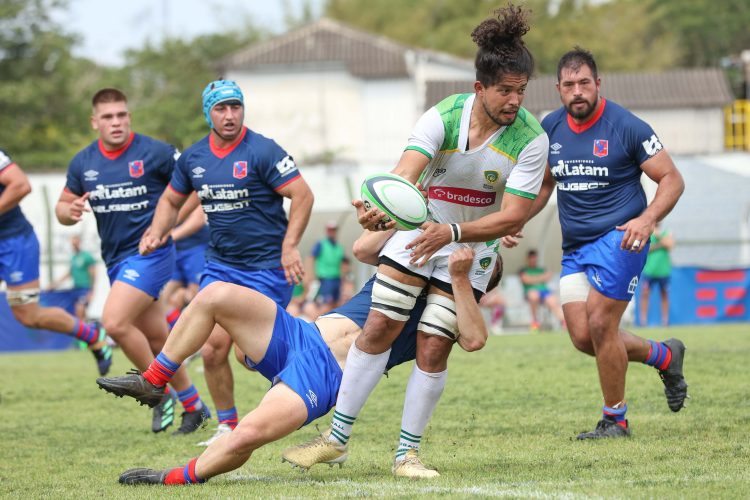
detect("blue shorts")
[200,260,292,308]
[0,230,40,286]
[643,275,669,292]
[325,275,424,371]
[244,305,343,426]
[561,228,649,301]
[107,244,176,299]
[525,288,550,302]
[316,278,341,304]
[171,244,207,286]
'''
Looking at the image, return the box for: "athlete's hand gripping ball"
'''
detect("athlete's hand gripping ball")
[352,199,396,232]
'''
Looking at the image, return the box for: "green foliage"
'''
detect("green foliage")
[1,324,749,497]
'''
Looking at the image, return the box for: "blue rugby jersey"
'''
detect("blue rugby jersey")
[65,133,178,267]
[169,127,300,270]
[176,223,210,252]
[0,149,33,240]
[542,99,663,252]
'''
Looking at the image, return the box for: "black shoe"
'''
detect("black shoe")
[172,405,211,436]
[152,390,177,433]
[96,369,165,408]
[659,338,689,412]
[119,468,167,485]
[576,417,631,440]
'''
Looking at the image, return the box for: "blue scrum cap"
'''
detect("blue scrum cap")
[201,79,244,127]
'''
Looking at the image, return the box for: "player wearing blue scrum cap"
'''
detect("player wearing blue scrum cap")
[138,79,314,445]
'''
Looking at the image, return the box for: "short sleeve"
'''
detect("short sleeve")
[505,133,549,200]
[169,152,193,195]
[405,107,444,160]
[0,149,14,172]
[311,241,322,258]
[623,113,663,165]
[158,144,180,183]
[261,141,300,191]
[65,155,85,196]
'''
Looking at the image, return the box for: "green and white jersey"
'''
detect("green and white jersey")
[405,93,548,227]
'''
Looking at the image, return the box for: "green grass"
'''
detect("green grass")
[1,324,749,498]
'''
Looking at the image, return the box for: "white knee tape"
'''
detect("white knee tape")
[418,294,458,341]
[370,273,423,321]
[6,288,40,306]
[560,273,590,305]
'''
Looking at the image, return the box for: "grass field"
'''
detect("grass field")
[1,323,749,499]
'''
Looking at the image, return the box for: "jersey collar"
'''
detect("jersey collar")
[98,132,135,160]
[566,98,606,134]
[209,127,247,159]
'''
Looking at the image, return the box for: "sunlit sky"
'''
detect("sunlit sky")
[52,0,324,66]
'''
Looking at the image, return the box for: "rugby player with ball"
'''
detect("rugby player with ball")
[282,4,549,478]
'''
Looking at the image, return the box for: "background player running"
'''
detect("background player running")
[97,246,492,486]
[0,149,110,374]
[56,88,209,435]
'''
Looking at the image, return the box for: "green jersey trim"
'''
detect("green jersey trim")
[405,145,433,160]
[505,187,537,200]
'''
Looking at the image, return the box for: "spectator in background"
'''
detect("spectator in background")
[519,249,565,331]
[640,223,674,326]
[308,220,348,315]
[49,235,97,322]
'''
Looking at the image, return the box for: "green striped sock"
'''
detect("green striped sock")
[329,410,355,445]
[395,429,421,461]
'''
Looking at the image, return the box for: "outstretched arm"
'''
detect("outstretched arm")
[450,248,488,352]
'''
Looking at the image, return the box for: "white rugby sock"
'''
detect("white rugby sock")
[329,343,391,445]
[395,365,447,462]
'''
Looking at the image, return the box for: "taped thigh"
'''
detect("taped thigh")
[6,287,40,306]
[560,273,590,305]
[418,294,458,341]
[370,273,423,321]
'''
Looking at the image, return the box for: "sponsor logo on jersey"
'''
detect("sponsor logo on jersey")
[192,166,206,178]
[89,183,147,200]
[128,160,144,178]
[551,159,610,193]
[642,134,663,157]
[233,161,248,179]
[550,142,563,154]
[432,168,447,178]
[306,390,318,408]
[123,269,140,281]
[275,156,297,177]
[593,139,609,158]
[479,257,492,269]
[198,184,251,212]
[84,169,99,181]
[428,186,496,207]
[628,276,639,295]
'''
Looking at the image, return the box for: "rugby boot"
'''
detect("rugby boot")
[281,428,348,470]
[658,338,689,412]
[96,369,165,408]
[172,405,211,436]
[119,468,167,485]
[576,417,631,440]
[392,449,440,479]
[90,324,112,376]
[152,390,177,433]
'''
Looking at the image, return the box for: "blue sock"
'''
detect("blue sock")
[177,385,207,413]
[603,404,628,428]
[217,407,238,429]
[643,340,671,370]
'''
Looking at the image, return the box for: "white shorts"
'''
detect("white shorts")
[379,229,497,293]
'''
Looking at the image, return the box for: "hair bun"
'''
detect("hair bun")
[471,4,530,51]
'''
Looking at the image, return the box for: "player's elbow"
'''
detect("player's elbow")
[352,239,378,266]
[459,332,487,352]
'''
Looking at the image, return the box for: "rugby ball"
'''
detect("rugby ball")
[360,173,428,231]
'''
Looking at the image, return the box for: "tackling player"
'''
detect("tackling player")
[55,88,209,435]
[97,243,496,486]
[283,4,547,477]
[139,79,314,446]
[506,47,687,439]
[0,149,110,374]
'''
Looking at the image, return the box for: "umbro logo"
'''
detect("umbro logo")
[123,269,140,281]
[192,166,206,178]
[306,389,318,408]
[628,276,639,295]
[592,272,602,288]
[550,143,562,155]
[84,170,99,181]
[9,271,23,283]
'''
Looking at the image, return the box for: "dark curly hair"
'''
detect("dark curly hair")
[471,3,534,87]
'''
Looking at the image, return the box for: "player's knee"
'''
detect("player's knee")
[418,294,459,342]
[228,423,267,454]
[370,273,422,322]
[101,316,128,338]
[568,329,594,355]
[416,334,453,371]
[10,305,40,328]
[587,312,610,339]
[200,342,228,367]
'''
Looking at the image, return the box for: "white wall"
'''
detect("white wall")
[633,108,725,155]
[361,79,417,166]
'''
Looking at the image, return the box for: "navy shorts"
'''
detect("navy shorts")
[316,277,341,304]
[561,228,649,301]
[200,260,292,308]
[643,275,669,292]
[107,244,176,299]
[244,305,343,426]
[171,244,207,286]
[0,230,40,286]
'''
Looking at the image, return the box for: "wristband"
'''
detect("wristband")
[450,223,461,242]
